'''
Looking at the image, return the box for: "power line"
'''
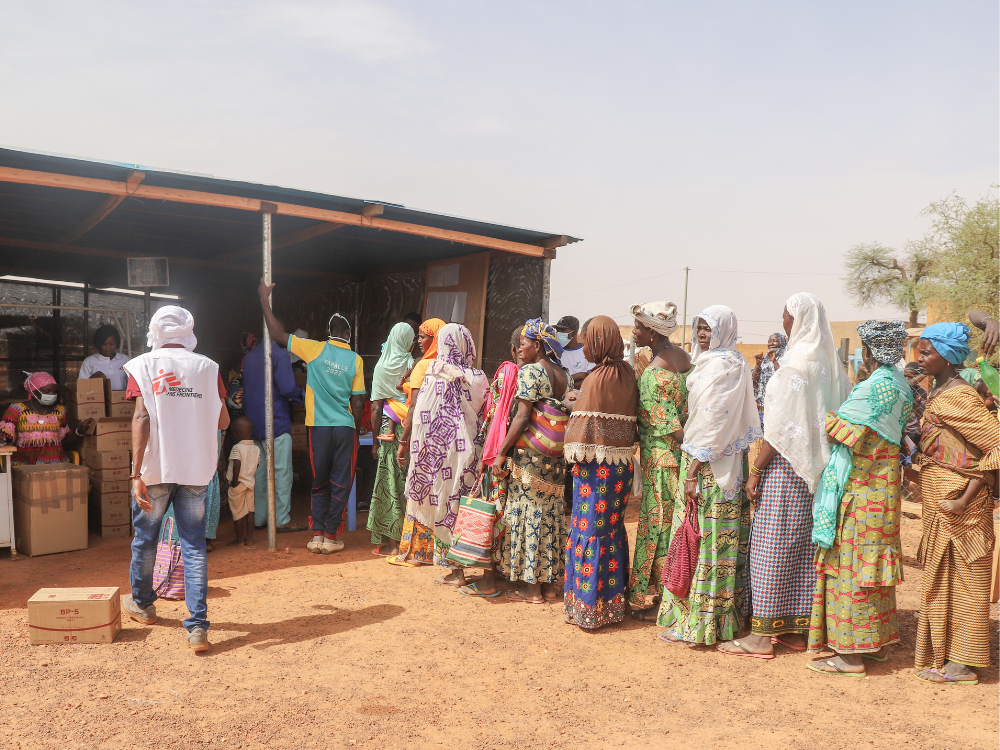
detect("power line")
[552,268,684,301]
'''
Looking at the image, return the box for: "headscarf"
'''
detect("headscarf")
[371,322,415,402]
[763,293,851,493]
[403,318,446,405]
[522,317,564,360]
[920,322,972,365]
[147,306,197,351]
[680,305,763,495]
[482,361,519,467]
[755,331,788,410]
[857,320,907,366]
[407,323,489,545]
[629,301,679,337]
[564,315,639,465]
[23,371,56,397]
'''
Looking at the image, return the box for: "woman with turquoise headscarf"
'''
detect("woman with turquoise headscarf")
[806,320,912,677]
[912,322,999,685]
[367,322,415,556]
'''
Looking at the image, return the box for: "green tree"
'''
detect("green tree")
[921,188,999,326]
[842,241,935,326]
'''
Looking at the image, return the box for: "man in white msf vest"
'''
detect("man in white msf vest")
[121,306,230,652]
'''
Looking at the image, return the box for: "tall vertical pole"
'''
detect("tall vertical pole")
[262,211,277,551]
[680,267,690,351]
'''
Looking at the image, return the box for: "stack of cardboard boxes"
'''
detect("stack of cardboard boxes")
[65,379,105,425]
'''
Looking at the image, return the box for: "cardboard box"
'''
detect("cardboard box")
[103,381,131,404]
[89,465,130,484]
[107,401,135,419]
[83,418,131,453]
[67,379,105,405]
[12,463,89,557]
[67,400,105,424]
[27,587,121,645]
[90,477,128,495]
[291,423,307,451]
[83,448,130,471]
[89,489,130,537]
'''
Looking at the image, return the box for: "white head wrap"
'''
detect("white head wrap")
[681,305,763,496]
[630,301,679,338]
[763,292,851,492]
[147,305,197,351]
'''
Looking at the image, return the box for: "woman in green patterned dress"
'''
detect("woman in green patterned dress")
[627,301,692,620]
[657,306,762,645]
[806,320,912,676]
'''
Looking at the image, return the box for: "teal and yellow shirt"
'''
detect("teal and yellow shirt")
[287,335,365,428]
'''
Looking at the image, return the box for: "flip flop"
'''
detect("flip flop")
[914,667,978,686]
[372,546,394,557]
[717,640,775,660]
[387,556,422,568]
[771,636,807,652]
[434,575,464,586]
[657,632,685,645]
[861,651,888,662]
[807,659,866,678]
[459,583,501,598]
[506,589,544,605]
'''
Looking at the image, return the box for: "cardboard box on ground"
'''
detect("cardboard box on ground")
[27,587,121,645]
[12,463,89,557]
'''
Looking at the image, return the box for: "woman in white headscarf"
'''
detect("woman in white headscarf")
[627,301,693,619]
[718,292,850,658]
[656,305,762,645]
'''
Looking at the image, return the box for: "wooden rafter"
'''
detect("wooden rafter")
[219,221,346,261]
[0,166,553,258]
[0,235,357,281]
[56,170,145,244]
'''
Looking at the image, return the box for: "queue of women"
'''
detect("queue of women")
[364,293,997,686]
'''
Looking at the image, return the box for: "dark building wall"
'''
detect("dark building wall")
[482,254,545,377]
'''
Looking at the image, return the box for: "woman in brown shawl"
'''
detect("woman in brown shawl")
[563,316,640,628]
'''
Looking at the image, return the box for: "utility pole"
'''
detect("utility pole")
[680,267,690,350]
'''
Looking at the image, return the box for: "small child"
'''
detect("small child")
[226,416,260,546]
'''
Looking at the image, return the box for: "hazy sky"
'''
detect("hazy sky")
[1,1,996,342]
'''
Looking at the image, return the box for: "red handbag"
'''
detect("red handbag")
[661,481,703,599]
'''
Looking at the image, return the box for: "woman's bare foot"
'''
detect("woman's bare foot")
[717,633,773,656]
[541,582,559,602]
[437,569,466,586]
[808,654,865,674]
[381,543,400,556]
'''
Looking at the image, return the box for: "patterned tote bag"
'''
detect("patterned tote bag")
[152,516,185,600]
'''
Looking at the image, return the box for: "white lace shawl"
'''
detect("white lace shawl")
[681,305,763,496]
[763,292,851,493]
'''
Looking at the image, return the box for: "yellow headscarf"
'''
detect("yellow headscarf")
[404,318,446,405]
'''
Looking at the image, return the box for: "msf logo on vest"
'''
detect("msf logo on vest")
[152,369,204,399]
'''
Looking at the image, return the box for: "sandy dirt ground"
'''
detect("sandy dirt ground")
[1,490,997,750]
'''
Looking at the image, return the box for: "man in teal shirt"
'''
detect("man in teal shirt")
[258,281,365,554]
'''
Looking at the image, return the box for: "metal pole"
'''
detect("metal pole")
[680,267,690,351]
[263,211,277,550]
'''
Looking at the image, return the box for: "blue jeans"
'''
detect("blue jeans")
[308,426,357,536]
[130,483,210,631]
[253,432,293,527]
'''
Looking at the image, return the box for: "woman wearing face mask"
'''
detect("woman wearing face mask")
[0,372,92,465]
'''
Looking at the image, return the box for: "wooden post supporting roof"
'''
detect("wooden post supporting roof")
[0,166,561,258]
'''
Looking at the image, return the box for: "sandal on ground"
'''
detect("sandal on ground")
[717,640,775,660]
[807,659,865,678]
[433,575,464,586]
[861,651,888,662]
[506,588,544,605]
[387,555,423,567]
[657,631,685,645]
[371,546,394,557]
[459,583,501,598]
[771,635,806,651]
[914,667,978,686]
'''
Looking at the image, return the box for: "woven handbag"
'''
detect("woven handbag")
[446,478,496,569]
[152,516,185,600]
[661,479,703,599]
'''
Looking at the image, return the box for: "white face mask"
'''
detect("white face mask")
[37,393,58,406]
[556,332,571,347]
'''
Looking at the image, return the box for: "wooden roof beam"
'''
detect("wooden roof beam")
[219,221,346,261]
[0,166,554,258]
[0,235,357,281]
[56,170,145,244]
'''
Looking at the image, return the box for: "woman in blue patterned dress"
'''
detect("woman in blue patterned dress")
[563,316,639,628]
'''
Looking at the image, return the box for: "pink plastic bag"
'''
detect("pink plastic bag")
[152,516,185,600]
